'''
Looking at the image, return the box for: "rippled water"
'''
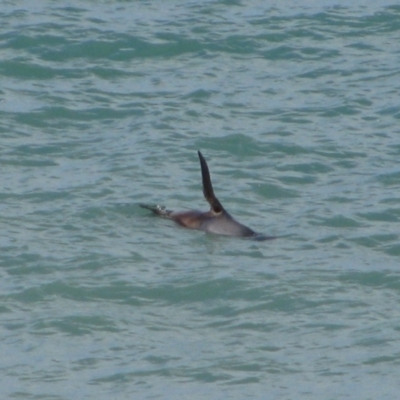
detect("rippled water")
[1,1,400,399]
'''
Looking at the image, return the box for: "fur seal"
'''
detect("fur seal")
[140,151,275,240]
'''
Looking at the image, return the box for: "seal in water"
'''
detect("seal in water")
[140,151,275,240]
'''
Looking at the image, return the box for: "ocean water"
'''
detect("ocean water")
[1,1,400,399]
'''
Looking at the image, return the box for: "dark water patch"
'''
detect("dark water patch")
[270,112,314,124]
[363,355,399,366]
[316,234,342,244]
[13,106,142,128]
[2,30,68,50]
[279,174,316,185]
[25,190,72,203]
[0,60,60,80]
[9,281,88,303]
[277,161,333,174]
[268,142,310,157]
[33,315,118,336]
[92,367,231,384]
[303,322,351,333]
[339,271,400,290]
[135,278,243,304]
[182,88,216,101]
[262,45,301,60]
[3,252,59,276]
[299,47,339,60]
[320,105,361,117]
[1,157,58,167]
[384,243,400,257]
[376,171,400,186]
[378,105,400,119]
[358,209,400,222]
[386,144,400,157]
[252,182,298,199]
[45,36,207,61]
[145,354,181,366]
[8,279,145,306]
[312,215,361,228]
[0,304,11,314]
[217,34,261,55]
[349,234,399,251]
[0,60,127,80]
[12,143,71,157]
[298,67,343,79]
[315,148,367,160]
[199,133,263,157]
[87,66,138,79]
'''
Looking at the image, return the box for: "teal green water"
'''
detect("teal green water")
[1,1,400,399]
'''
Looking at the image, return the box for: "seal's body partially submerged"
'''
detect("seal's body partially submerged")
[140,151,275,240]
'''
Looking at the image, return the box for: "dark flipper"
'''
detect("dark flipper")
[197,151,224,214]
[139,203,173,218]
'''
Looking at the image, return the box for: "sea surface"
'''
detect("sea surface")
[1,1,400,399]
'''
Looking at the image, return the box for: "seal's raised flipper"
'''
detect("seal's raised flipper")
[198,151,224,214]
[139,152,276,240]
[139,204,173,218]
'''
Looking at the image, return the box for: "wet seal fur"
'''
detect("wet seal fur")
[140,151,275,240]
